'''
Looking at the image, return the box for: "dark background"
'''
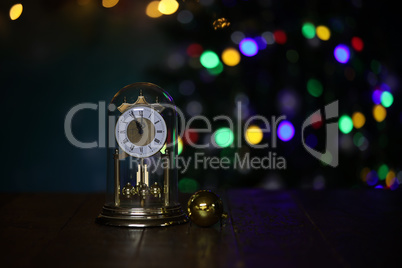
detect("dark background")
[0,0,400,192]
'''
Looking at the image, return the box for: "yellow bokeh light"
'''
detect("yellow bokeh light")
[9,3,23,21]
[102,0,119,8]
[352,112,366,129]
[245,125,263,145]
[386,170,396,187]
[373,105,386,122]
[221,48,241,66]
[316,25,331,41]
[146,1,163,18]
[360,167,370,182]
[158,0,179,15]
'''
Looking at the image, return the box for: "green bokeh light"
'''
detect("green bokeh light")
[178,178,199,193]
[307,78,323,97]
[214,127,234,148]
[302,22,316,39]
[286,49,299,63]
[200,50,220,69]
[207,61,224,75]
[381,91,394,108]
[339,115,353,134]
[353,132,365,147]
[370,60,381,74]
[378,164,389,180]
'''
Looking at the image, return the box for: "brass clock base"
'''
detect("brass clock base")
[96,205,189,227]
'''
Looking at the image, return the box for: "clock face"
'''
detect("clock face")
[115,106,167,158]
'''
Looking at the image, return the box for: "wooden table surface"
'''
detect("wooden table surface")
[1,189,401,267]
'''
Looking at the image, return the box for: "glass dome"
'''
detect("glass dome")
[97,82,188,227]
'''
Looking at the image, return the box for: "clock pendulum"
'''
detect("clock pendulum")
[96,82,188,227]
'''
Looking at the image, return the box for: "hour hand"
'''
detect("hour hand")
[135,120,143,135]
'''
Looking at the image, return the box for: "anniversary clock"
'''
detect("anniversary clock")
[97,82,188,227]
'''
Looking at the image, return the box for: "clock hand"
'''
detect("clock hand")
[135,120,143,135]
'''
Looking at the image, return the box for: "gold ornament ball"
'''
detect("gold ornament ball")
[187,190,224,227]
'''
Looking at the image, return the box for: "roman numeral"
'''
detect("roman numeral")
[157,130,163,133]
[129,110,135,118]
[130,145,134,151]
[140,147,143,153]
[119,130,126,134]
[154,138,160,144]
[123,138,129,143]
[139,111,143,116]
[148,145,153,151]
[154,120,160,124]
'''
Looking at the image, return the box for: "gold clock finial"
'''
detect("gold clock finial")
[124,96,127,103]
[140,89,143,96]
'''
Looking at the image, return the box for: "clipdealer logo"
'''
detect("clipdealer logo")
[64,100,339,169]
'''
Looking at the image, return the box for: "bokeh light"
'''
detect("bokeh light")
[207,61,224,75]
[178,136,183,155]
[310,113,323,129]
[352,112,366,129]
[381,91,394,108]
[334,44,350,63]
[361,167,370,182]
[351,36,364,51]
[286,50,299,63]
[371,60,381,74]
[245,125,263,145]
[277,121,295,141]
[183,129,199,145]
[372,89,382,104]
[177,10,193,24]
[273,30,287,44]
[386,170,396,186]
[316,25,331,41]
[366,170,379,186]
[186,100,203,116]
[200,50,220,69]
[102,0,119,8]
[221,48,241,66]
[158,0,179,15]
[146,1,163,18]
[305,133,318,148]
[239,38,258,57]
[353,132,365,147]
[231,31,245,44]
[261,31,275,45]
[373,105,387,122]
[302,22,315,39]
[277,88,301,117]
[9,3,23,20]
[339,115,353,134]
[187,43,203,57]
[255,36,267,50]
[214,127,234,148]
[178,178,199,193]
[378,164,389,180]
[307,78,323,97]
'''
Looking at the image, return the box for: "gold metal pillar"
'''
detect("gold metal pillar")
[163,149,170,206]
[114,148,120,207]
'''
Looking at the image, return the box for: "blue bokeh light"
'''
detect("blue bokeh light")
[277,121,295,142]
[334,44,350,63]
[239,38,258,57]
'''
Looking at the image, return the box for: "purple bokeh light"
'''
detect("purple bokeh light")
[372,89,382,104]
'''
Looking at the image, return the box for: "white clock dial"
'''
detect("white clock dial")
[115,106,167,158]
